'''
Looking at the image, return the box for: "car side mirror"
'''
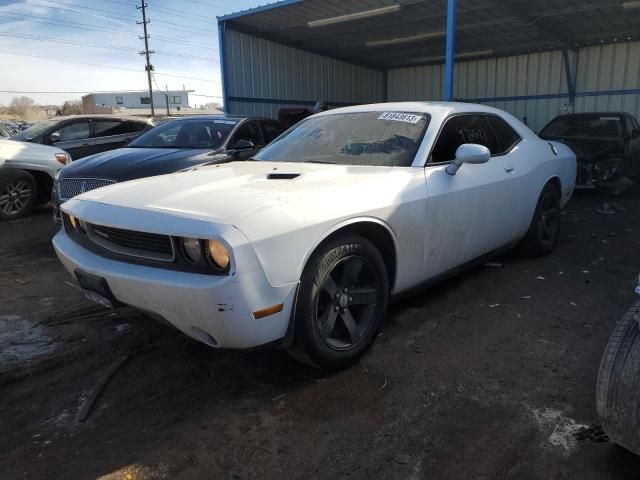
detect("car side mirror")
[228,139,254,154]
[631,128,640,139]
[45,132,61,145]
[446,144,491,175]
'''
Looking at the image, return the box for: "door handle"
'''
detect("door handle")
[82,143,90,147]
[504,164,514,173]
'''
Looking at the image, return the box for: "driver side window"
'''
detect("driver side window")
[229,121,263,147]
[52,121,91,142]
[430,115,498,164]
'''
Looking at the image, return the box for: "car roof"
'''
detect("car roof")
[162,115,272,122]
[310,101,537,140]
[316,101,518,118]
[44,115,152,122]
[555,112,627,117]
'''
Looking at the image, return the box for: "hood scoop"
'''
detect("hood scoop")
[267,173,300,180]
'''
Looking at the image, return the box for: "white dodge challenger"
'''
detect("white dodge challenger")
[53,102,576,369]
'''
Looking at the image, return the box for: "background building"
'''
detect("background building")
[82,90,194,115]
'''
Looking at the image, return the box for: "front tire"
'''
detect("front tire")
[288,235,389,370]
[0,170,37,220]
[520,182,561,257]
[596,301,640,455]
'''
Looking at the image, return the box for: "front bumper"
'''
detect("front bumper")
[53,229,297,349]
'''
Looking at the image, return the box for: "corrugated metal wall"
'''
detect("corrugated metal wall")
[223,28,386,118]
[388,50,569,132]
[388,41,640,132]
[574,42,640,117]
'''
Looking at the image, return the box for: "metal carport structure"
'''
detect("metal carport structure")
[217,0,640,131]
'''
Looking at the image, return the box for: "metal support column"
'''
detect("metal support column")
[444,0,457,101]
[218,20,230,114]
[562,47,578,110]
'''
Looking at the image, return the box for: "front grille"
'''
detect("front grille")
[63,214,228,275]
[79,222,174,262]
[58,178,116,201]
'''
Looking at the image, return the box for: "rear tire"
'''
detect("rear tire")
[520,182,561,257]
[596,301,640,455]
[288,234,389,370]
[0,170,37,220]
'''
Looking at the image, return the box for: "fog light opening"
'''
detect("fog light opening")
[190,326,218,347]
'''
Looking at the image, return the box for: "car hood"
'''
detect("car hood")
[539,135,624,161]
[0,138,66,172]
[59,147,230,182]
[71,161,397,225]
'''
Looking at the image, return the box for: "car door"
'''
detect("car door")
[421,113,523,277]
[227,120,265,159]
[48,120,92,160]
[90,119,143,156]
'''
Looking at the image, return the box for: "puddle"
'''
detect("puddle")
[0,314,58,366]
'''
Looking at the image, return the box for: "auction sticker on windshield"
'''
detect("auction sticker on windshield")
[378,112,423,124]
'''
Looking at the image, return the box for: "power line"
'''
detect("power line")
[0,0,218,38]
[148,4,219,22]
[0,11,217,49]
[0,89,222,98]
[29,0,218,34]
[92,0,221,22]
[0,31,218,61]
[0,49,220,83]
[186,93,223,98]
[183,0,230,10]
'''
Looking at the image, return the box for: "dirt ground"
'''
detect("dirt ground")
[1,188,640,480]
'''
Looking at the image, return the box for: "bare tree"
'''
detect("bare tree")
[202,101,223,111]
[57,99,83,116]
[8,96,35,118]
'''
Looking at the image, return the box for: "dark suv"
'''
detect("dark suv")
[12,115,154,160]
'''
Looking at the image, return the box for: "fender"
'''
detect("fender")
[1,162,57,179]
[294,215,399,289]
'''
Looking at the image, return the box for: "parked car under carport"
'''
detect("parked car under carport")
[539,112,640,190]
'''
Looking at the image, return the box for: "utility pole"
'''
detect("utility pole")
[165,84,170,116]
[137,0,155,116]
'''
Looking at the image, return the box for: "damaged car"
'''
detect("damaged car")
[539,112,640,189]
[53,102,576,369]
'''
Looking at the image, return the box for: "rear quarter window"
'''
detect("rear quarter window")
[487,116,521,154]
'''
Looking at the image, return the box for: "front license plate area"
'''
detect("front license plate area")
[75,269,121,309]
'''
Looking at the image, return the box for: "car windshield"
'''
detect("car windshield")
[129,119,238,149]
[253,111,430,166]
[540,115,623,139]
[12,119,58,141]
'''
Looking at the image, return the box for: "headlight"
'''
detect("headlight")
[181,237,202,263]
[55,153,70,165]
[207,240,230,270]
[69,215,78,229]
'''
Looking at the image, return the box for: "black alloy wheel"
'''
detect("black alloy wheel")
[0,171,37,220]
[289,235,389,370]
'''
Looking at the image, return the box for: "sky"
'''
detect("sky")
[0,0,265,107]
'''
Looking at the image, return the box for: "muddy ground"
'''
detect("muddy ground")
[1,189,640,480]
